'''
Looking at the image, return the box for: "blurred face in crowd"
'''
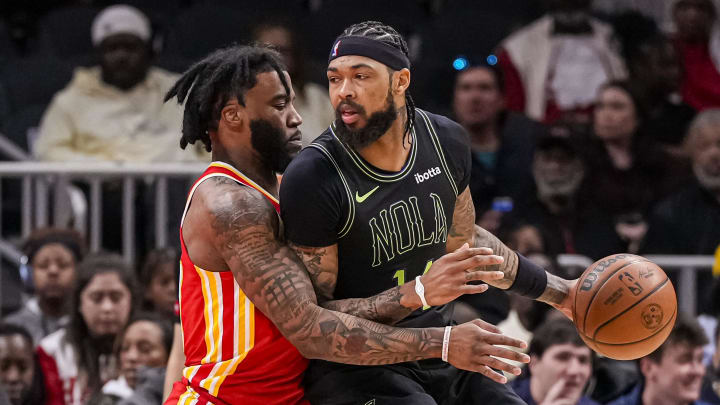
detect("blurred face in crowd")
[119,320,168,389]
[453,67,504,131]
[146,262,176,315]
[689,123,720,193]
[529,343,592,404]
[99,33,151,91]
[327,55,409,149]
[508,225,544,256]
[0,334,34,405]
[80,271,132,337]
[593,86,638,142]
[533,145,584,204]
[31,243,77,305]
[674,0,716,42]
[255,26,296,79]
[641,342,705,403]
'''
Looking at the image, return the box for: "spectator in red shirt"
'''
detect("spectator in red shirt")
[673,0,720,110]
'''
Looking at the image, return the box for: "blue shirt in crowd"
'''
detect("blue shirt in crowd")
[606,383,713,405]
[511,377,601,405]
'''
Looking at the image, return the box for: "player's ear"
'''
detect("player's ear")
[393,68,410,95]
[220,98,245,130]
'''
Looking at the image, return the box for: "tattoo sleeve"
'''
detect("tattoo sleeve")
[450,186,569,306]
[208,181,442,364]
[290,243,419,325]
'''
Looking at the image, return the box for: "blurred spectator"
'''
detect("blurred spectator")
[95,313,172,405]
[37,253,136,405]
[673,0,720,110]
[452,63,544,223]
[4,228,84,346]
[0,324,46,405]
[582,80,688,253]
[139,248,177,319]
[252,20,334,147]
[497,0,626,124]
[511,318,599,405]
[643,110,720,255]
[700,322,720,403]
[698,278,720,366]
[616,13,697,153]
[33,5,202,163]
[607,314,710,405]
[508,134,624,259]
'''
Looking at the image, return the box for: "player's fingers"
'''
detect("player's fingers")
[480,330,528,349]
[454,255,503,272]
[462,283,489,295]
[475,365,507,384]
[464,269,504,283]
[482,345,530,364]
[452,242,470,253]
[477,355,523,376]
[448,246,493,261]
[471,318,501,333]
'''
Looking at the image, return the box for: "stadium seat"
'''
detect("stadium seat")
[0,56,72,114]
[37,6,100,59]
[1,103,46,153]
[164,5,254,61]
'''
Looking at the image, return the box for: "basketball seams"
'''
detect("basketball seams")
[591,277,670,341]
[578,259,651,335]
[581,307,677,347]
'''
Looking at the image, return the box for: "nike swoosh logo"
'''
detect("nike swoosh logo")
[355,186,379,203]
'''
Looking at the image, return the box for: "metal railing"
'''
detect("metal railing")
[0,161,207,265]
[558,254,714,316]
[0,161,714,317]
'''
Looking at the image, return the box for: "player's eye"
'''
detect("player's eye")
[355,74,367,80]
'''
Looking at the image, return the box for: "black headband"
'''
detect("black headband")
[328,36,410,71]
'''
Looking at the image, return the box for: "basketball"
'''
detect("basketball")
[572,254,677,360]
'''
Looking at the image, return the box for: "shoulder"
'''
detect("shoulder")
[651,184,702,218]
[147,67,181,89]
[283,133,342,187]
[198,177,276,226]
[417,109,470,150]
[39,328,70,358]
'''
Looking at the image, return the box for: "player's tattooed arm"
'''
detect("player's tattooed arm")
[289,243,419,325]
[207,183,443,364]
[449,186,570,307]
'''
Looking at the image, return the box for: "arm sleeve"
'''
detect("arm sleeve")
[432,114,472,194]
[280,147,346,247]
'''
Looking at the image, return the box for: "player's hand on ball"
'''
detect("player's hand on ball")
[420,243,504,306]
[548,278,577,321]
[447,318,529,383]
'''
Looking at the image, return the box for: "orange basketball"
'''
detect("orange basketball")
[572,254,677,360]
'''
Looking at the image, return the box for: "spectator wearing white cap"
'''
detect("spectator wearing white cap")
[34,4,205,163]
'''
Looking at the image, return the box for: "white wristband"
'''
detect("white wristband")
[414,276,429,307]
[442,326,452,362]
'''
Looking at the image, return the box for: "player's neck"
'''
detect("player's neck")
[642,386,691,405]
[355,107,411,172]
[211,149,278,196]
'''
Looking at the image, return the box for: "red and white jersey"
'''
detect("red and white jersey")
[176,161,308,405]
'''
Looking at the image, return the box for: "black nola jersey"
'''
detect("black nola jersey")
[280,109,472,329]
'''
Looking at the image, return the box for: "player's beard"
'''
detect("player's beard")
[250,119,297,173]
[333,90,398,150]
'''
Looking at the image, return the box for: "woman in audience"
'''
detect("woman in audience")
[139,248,177,319]
[37,253,136,405]
[4,228,85,345]
[0,323,46,405]
[95,313,172,405]
[581,80,689,253]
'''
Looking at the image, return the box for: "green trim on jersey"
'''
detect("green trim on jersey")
[329,122,418,183]
[417,109,459,196]
[307,143,356,238]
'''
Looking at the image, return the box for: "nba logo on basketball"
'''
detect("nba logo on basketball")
[332,41,341,57]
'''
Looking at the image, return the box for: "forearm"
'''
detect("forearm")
[471,225,569,305]
[162,324,184,401]
[294,304,443,364]
[320,282,421,325]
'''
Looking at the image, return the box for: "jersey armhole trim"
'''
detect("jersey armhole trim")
[416,109,460,196]
[307,144,355,239]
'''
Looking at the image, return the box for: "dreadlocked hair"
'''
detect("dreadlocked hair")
[338,21,416,139]
[164,44,289,152]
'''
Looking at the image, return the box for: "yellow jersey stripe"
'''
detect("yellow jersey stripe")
[210,162,279,204]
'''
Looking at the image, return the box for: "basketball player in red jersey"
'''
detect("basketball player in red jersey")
[162,45,530,405]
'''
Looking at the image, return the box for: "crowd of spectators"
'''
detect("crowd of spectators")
[1,0,720,404]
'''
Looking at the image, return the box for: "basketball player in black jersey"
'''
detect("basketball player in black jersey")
[281,22,579,404]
